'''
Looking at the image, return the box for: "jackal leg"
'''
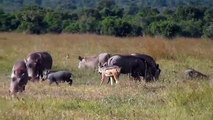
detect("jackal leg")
[110,77,114,85]
[100,74,105,85]
[114,73,119,84]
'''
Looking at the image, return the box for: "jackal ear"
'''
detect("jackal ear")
[78,56,83,61]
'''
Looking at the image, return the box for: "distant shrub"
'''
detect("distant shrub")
[148,20,180,38]
[178,20,203,38]
[203,23,213,39]
[63,23,80,33]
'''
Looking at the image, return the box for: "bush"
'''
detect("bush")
[203,23,213,39]
[101,17,135,37]
[179,20,203,38]
[17,21,46,34]
[101,17,117,35]
[114,19,132,37]
[0,14,19,31]
[15,6,47,34]
[148,20,180,38]
[44,12,63,33]
[63,23,80,33]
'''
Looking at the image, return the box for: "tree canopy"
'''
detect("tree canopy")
[0,0,212,39]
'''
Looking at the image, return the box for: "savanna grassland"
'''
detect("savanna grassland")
[0,33,213,120]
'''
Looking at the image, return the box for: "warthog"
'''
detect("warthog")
[25,51,52,81]
[185,68,209,79]
[43,70,73,86]
[98,65,121,85]
[131,53,161,81]
[107,55,151,81]
[78,53,111,70]
[9,60,29,96]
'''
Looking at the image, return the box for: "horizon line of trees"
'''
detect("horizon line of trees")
[1,0,213,13]
[0,1,213,39]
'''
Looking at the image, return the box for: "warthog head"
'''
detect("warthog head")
[24,58,39,79]
[78,56,87,69]
[154,64,161,80]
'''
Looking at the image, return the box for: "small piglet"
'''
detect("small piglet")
[44,70,73,86]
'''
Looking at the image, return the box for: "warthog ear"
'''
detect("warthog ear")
[78,56,83,61]
[35,58,40,64]
[98,62,102,67]
[21,73,25,77]
[103,62,108,67]
[156,64,159,69]
[46,70,51,74]
[12,77,16,82]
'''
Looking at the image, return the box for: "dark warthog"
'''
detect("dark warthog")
[131,53,161,81]
[78,53,111,70]
[25,51,52,81]
[9,60,29,96]
[184,68,209,80]
[43,70,73,86]
[107,55,151,81]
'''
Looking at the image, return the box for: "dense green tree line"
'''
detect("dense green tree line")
[0,0,212,39]
[1,0,213,12]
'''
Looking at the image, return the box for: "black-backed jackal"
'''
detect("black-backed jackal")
[98,65,121,85]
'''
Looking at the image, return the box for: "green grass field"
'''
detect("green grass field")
[0,33,213,120]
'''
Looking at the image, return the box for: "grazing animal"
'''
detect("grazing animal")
[98,65,121,85]
[131,53,161,81]
[184,68,209,79]
[9,60,29,96]
[78,53,111,70]
[25,51,53,81]
[107,55,150,81]
[43,70,73,86]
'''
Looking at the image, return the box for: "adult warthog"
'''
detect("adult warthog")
[78,53,111,70]
[25,51,53,81]
[9,60,29,96]
[107,55,151,81]
[131,53,161,81]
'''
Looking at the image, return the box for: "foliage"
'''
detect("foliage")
[175,6,205,20]
[0,1,212,38]
[148,21,181,38]
[44,12,63,33]
[178,20,203,38]
[63,22,80,33]
[15,6,47,34]
[1,0,213,12]
[0,12,19,31]
[203,23,213,39]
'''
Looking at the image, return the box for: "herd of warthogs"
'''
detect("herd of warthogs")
[9,51,209,97]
